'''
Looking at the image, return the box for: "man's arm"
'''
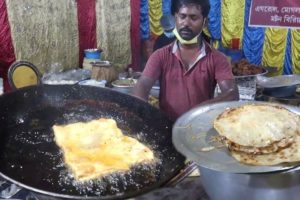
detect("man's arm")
[132,75,157,101]
[199,79,239,105]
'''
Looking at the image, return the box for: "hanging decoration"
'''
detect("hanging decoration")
[221,0,245,49]
[283,30,292,75]
[242,0,265,65]
[149,0,163,36]
[291,30,300,74]
[162,0,172,15]
[207,0,221,40]
[140,0,150,40]
[262,28,288,76]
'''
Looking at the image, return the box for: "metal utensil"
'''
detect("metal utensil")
[172,101,300,173]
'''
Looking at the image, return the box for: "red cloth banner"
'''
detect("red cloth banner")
[130,0,141,71]
[249,0,300,29]
[0,0,15,91]
[77,0,97,67]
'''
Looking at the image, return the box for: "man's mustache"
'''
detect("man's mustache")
[179,27,193,34]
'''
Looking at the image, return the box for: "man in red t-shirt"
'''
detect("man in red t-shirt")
[133,0,239,120]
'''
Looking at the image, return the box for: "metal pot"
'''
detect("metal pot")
[199,166,300,200]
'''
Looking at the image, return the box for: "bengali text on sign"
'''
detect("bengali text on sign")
[249,0,300,29]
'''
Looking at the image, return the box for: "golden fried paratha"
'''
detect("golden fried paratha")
[53,118,154,181]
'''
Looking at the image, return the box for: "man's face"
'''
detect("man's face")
[175,4,205,40]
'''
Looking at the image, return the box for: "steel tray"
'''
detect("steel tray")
[172,101,300,173]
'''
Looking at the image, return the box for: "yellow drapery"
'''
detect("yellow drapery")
[149,0,163,36]
[221,0,245,49]
[291,30,300,74]
[262,28,288,76]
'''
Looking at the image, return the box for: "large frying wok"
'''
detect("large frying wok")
[0,85,186,199]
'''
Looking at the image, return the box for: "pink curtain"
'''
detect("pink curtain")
[0,0,15,92]
[77,0,97,67]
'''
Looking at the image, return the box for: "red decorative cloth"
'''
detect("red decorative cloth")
[0,0,15,92]
[77,0,97,67]
[129,0,141,71]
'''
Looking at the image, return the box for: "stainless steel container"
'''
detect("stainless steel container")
[199,166,300,200]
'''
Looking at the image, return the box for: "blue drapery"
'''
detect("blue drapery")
[162,0,172,15]
[140,0,150,40]
[283,30,292,75]
[242,0,265,65]
[207,0,221,40]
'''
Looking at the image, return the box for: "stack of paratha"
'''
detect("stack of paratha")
[214,104,300,166]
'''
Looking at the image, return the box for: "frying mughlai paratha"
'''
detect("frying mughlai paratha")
[53,118,154,181]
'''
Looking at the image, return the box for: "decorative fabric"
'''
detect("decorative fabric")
[283,30,292,75]
[140,0,150,40]
[130,0,141,71]
[0,0,15,91]
[77,0,97,67]
[2,0,135,79]
[242,0,265,65]
[207,0,221,40]
[6,0,79,74]
[221,0,245,49]
[262,28,288,76]
[291,30,300,74]
[162,0,172,15]
[95,0,131,70]
[149,0,163,36]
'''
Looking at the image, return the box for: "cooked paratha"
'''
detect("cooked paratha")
[53,118,154,181]
[224,136,294,155]
[214,104,300,149]
[230,134,300,166]
[214,103,300,166]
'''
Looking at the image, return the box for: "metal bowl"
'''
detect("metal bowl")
[199,165,300,200]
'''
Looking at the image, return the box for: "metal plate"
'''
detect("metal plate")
[111,79,136,88]
[172,101,300,173]
[257,74,300,88]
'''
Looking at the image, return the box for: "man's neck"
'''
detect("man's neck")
[178,38,203,50]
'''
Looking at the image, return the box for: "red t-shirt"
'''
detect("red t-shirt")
[143,41,233,120]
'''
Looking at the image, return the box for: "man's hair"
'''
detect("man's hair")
[171,0,210,18]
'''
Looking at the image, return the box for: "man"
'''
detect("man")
[133,0,239,120]
[153,14,176,51]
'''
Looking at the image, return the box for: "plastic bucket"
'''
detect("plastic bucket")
[84,49,102,59]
